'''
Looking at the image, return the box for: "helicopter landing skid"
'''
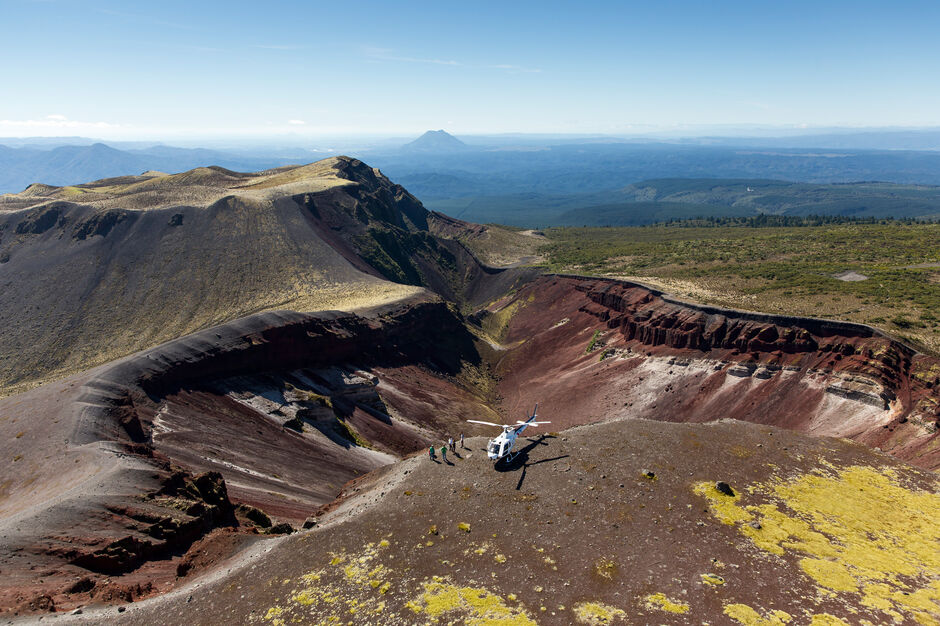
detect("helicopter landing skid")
[499,450,520,464]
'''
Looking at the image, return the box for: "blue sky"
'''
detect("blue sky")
[1,0,939,139]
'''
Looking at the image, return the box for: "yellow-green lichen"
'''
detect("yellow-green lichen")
[644,592,689,614]
[696,465,940,624]
[593,557,618,581]
[573,601,626,624]
[407,576,536,625]
[800,558,858,592]
[723,603,792,625]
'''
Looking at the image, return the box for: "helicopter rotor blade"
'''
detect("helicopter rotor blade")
[467,420,503,427]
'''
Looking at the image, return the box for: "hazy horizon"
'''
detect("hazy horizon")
[2,0,939,140]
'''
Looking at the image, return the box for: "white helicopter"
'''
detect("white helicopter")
[468,404,550,463]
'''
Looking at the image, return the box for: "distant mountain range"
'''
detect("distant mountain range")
[0,142,312,194]
[5,132,940,227]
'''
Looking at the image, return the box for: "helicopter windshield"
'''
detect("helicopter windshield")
[487,441,499,456]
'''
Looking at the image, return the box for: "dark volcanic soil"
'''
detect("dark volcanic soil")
[61,419,940,626]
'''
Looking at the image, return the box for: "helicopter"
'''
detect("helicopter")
[468,404,550,463]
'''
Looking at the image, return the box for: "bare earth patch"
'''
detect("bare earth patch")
[833,270,869,282]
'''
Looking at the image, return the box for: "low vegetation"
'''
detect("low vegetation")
[541,220,940,353]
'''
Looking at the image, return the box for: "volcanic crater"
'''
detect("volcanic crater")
[0,158,937,624]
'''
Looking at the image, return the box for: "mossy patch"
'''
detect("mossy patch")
[809,614,851,626]
[593,557,618,581]
[723,603,792,625]
[481,298,527,343]
[573,601,626,624]
[406,576,536,625]
[696,465,940,624]
[263,541,392,623]
[644,592,689,614]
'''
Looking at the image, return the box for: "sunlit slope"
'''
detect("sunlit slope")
[116,419,940,626]
[0,158,428,394]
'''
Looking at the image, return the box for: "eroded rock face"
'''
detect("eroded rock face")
[63,471,235,576]
[0,298,492,615]
[72,208,129,240]
[493,275,940,470]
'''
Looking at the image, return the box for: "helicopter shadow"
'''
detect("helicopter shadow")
[493,434,569,491]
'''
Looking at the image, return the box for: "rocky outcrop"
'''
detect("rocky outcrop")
[62,471,236,575]
[72,208,129,240]
[494,275,940,471]
[569,277,932,411]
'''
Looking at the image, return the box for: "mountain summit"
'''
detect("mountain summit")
[401,129,468,153]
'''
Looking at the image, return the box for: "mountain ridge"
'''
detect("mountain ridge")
[0,156,531,395]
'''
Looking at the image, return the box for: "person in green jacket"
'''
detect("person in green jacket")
[440,445,448,463]
[429,446,436,461]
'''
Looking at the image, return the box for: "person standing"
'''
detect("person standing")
[440,444,448,463]
[429,445,436,461]
[448,437,454,454]
[459,433,465,449]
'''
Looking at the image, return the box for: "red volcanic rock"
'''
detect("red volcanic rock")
[495,275,939,470]
[0,297,495,615]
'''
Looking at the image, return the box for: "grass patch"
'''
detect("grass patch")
[542,221,940,353]
[586,330,602,353]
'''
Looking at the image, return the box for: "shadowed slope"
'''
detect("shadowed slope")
[0,157,534,395]
[0,297,499,614]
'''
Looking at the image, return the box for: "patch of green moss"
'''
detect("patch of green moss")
[696,465,940,624]
[644,592,689,614]
[573,601,626,624]
[407,576,536,625]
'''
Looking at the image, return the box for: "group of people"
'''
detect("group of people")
[429,433,465,462]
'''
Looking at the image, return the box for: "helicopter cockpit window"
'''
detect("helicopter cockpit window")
[488,441,499,455]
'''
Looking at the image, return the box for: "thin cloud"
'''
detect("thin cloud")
[288,120,306,125]
[364,47,460,67]
[0,115,118,129]
[95,8,193,31]
[492,64,542,74]
[364,47,541,73]
[253,44,309,51]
